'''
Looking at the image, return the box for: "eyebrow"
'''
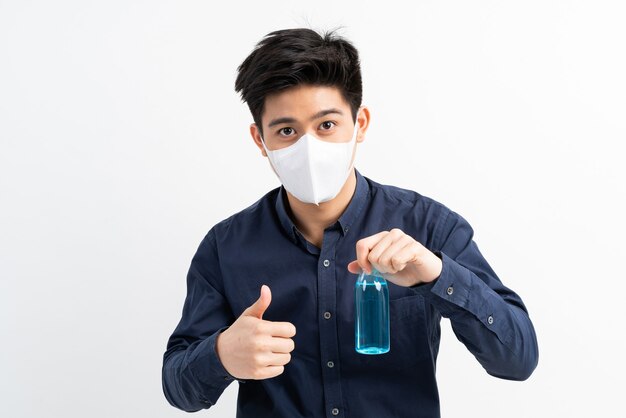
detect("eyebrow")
[267,108,344,128]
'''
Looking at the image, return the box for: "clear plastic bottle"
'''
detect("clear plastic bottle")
[355,267,390,354]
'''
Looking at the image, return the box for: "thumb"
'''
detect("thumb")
[242,284,271,319]
[347,260,365,275]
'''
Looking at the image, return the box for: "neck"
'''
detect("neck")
[285,168,357,248]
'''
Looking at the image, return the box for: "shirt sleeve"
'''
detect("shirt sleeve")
[410,207,539,381]
[161,227,245,412]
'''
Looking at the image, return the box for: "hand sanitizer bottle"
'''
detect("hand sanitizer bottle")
[355,267,390,354]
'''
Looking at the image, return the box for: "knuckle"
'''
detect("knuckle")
[251,338,263,351]
[252,353,264,366]
[251,368,263,379]
[253,322,265,335]
[258,338,269,352]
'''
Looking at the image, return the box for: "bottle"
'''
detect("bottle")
[354,267,390,354]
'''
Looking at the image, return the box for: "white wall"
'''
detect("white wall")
[1,1,624,417]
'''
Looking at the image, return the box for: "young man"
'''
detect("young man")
[162,28,538,418]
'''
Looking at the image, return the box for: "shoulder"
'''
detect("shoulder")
[363,174,467,245]
[365,174,451,217]
[204,186,281,243]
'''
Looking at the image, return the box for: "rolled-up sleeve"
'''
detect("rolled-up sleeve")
[413,207,539,381]
[161,228,242,412]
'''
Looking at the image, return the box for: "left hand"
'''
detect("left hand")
[347,228,443,287]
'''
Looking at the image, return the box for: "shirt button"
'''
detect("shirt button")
[446,286,454,295]
[323,259,330,267]
[327,361,334,368]
[344,226,349,233]
[324,311,332,319]
[487,315,494,325]
[331,408,340,416]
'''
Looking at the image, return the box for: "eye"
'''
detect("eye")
[278,127,295,137]
[319,120,336,131]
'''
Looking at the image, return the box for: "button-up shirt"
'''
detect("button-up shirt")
[161,168,539,418]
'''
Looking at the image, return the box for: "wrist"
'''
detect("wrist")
[411,250,443,287]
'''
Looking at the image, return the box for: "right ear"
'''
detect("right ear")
[250,123,268,157]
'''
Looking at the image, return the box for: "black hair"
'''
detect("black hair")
[234,27,363,138]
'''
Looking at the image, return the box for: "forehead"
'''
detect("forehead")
[262,84,350,122]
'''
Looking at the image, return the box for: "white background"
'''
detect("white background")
[1,1,625,417]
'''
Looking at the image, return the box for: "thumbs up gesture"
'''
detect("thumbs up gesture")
[216,285,297,380]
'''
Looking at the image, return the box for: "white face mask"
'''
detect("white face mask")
[260,119,359,206]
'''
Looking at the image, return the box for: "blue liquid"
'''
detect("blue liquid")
[355,269,390,354]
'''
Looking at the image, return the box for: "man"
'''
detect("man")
[161,28,538,418]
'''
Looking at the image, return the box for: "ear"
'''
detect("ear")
[250,123,268,157]
[356,106,371,143]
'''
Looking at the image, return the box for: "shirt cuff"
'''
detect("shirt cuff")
[188,326,247,386]
[410,250,512,345]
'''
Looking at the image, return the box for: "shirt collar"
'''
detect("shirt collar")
[275,167,370,244]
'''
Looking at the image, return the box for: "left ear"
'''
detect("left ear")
[356,105,370,143]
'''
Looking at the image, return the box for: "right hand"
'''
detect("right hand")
[216,285,296,380]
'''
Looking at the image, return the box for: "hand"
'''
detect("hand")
[347,228,443,287]
[216,285,296,380]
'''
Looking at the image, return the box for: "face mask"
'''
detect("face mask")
[260,119,359,206]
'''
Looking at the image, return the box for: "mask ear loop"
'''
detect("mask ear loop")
[343,117,360,179]
[353,107,363,139]
[259,132,271,154]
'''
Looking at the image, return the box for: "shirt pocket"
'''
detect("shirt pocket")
[355,294,431,371]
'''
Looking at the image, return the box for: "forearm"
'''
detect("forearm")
[437,298,538,380]
[413,250,539,380]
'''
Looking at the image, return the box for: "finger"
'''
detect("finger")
[255,365,285,380]
[366,230,402,270]
[377,235,414,273]
[266,321,297,338]
[267,352,292,366]
[268,336,295,353]
[242,285,272,319]
[388,242,421,273]
[391,242,417,273]
[347,260,363,274]
[355,231,388,274]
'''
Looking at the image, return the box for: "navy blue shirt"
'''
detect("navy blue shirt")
[162,168,538,418]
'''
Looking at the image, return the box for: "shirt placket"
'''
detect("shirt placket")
[318,226,346,418]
